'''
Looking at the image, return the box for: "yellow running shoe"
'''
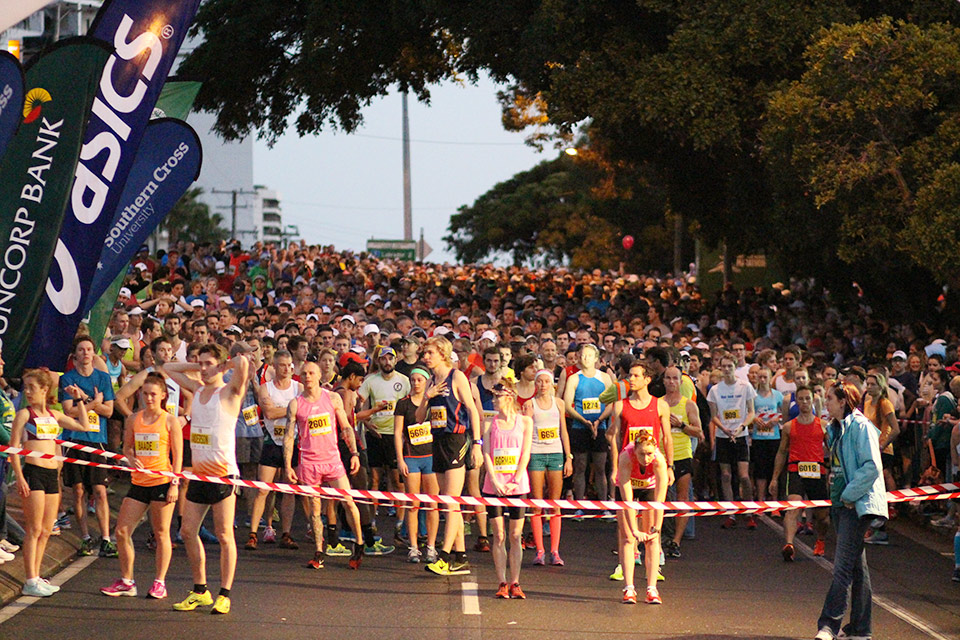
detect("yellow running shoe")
[609,564,623,581]
[211,594,231,615]
[173,590,213,611]
[425,558,449,576]
[657,569,665,582]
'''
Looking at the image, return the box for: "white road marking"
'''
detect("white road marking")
[760,515,953,640]
[461,580,481,615]
[0,555,98,626]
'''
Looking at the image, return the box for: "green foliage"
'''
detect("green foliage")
[163,187,228,245]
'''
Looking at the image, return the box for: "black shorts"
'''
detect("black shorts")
[23,464,59,494]
[751,439,780,481]
[186,477,237,505]
[633,488,656,502]
[673,457,694,479]
[570,428,608,454]
[483,492,527,520]
[786,470,828,500]
[235,436,263,466]
[181,439,192,468]
[127,482,172,504]
[881,452,895,471]
[432,432,468,473]
[715,436,750,466]
[366,433,398,470]
[338,439,367,470]
[61,448,109,490]
[465,432,478,471]
[260,439,298,469]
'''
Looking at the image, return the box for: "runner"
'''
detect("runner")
[394,365,440,563]
[469,347,502,552]
[247,350,302,550]
[768,385,829,560]
[563,344,614,506]
[163,344,249,615]
[10,369,94,597]
[751,367,783,505]
[100,373,183,598]
[862,372,900,546]
[285,359,365,571]
[418,336,482,576]
[483,380,533,599]
[524,369,571,566]
[617,433,668,605]
[707,353,757,529]
[663,365,703,558]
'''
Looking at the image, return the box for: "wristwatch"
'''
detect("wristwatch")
[668,464,675,469]
[350,451,359,457]
[649,526,659,534]
[473,439,483,446]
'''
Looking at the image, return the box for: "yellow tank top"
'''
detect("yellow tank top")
[669,398,693,461]
[132,411,172,487]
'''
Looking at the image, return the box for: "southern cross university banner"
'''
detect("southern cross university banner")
[0,51,25,162]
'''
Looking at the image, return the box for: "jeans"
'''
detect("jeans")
[817,506,873,637]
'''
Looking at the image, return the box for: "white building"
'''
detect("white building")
[253,185,284,244]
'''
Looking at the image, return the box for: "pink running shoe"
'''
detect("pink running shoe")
[533,550,546,566]
[101,579,137,597]
[549,551,565,566]
[147,580,167,599]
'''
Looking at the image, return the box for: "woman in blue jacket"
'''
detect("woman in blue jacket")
[815,382,888,640]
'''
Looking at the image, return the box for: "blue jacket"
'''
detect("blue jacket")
[828,409,888,520]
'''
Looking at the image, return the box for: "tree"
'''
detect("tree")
[163,187,228,245]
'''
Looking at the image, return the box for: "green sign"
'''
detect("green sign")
[367,239,416,260]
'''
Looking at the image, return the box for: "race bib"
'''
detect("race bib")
[493,447,520,474]
[430,406,447,429]
[273,423,286,439]
[165,402,178,417]
[537,426,558,441]
[33,416,58,440]
[191,428,211,448]
[308,413,332,436]
[628,425,652,442]
[242,405,259,426]
[755,421,773,434]
[86,410,101,432]
[671,425,685,434]
[483,409,497,421]
[377,400,396,416]
[135,432,160,457]
[798,461,821,479]
[581,397,601,413]
[407,422,433,446]
[723,409,741,422]
[631,476,652,489]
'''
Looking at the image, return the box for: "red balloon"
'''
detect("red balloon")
[622,235,634,250]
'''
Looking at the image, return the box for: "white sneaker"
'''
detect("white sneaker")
[0,547,15,562]
[0,539,20,553]
[814,629,835,640]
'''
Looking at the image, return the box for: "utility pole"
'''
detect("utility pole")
[211,188,256,241]
[402,91,413,241]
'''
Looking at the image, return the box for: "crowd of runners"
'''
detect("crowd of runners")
[0,239,956,636]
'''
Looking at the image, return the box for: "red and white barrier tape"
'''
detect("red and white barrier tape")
[5,443,957,515]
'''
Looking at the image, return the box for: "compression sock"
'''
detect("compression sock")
[194,584,207,594]
[325,524,338,548]
[550,515,562,554]
[454,551,467,563]
[418,509,427,533]
[531,512,544,552]
[362,524,376,548]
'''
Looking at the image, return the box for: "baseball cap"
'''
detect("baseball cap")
[134,262,148,272]
[110,337,131,350]
[128,307,144,316]
[457,315,471,325]
[190,299,205,308]
[118,287,132,298]
[378,346,397,358]
[479,330,498,344]
[215,261,226,274]
[225,324,243,335]
[363,324,380,336]
[433,326,452,337]
[891,350,907,361]
[340,314,356,325]
[306,313,319,321]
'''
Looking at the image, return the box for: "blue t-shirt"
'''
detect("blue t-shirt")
[752,389,783,440]
[573,371,608,431]
[59,368,114,444]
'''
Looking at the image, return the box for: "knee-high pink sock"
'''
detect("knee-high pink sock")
[549,514,561,553]
[531,512,544,552]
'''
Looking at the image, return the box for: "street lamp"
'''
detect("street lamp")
[564,147,579,156]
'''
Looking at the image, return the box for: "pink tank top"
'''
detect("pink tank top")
[482,415,530,495]
[295,389,340,466]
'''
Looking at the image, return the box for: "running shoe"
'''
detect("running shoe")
[573,509,585,521]
[609,563,623,581]
[721,516,737,529]
[55,513,71,530]
[173,590,213,611]
[425,558,450,576]
[550,551,565,566]
[263,526,277,543]
[211,595,231,615]
[509,583,526,599]
[645,586,662,605]
[147,580,167,599]
[364,540,395,556]
[101,579,137,597]
[533,550,546,566]
[306,552,325,570]
[602,510,615,519]
[78,536,95,556]
[50,524,61,537]
[146,532,157,551]
[386,505,397,517]
[782,543,795,562]
[663,540,681,558]
[474,536,491,552]
[325,542,351,557]
[622,586,637,604]
[198,526,219,545]
[804,522,815,535]
[394,532,410,549]
[87,498,96,515]
[522,532,536,550]
[407,548,422,563]
[495,582,510,599]
[40,578,59,593]
[797,520,808,535]
[0,539,19,553]
[425,547,439,563]
[657,569,665,582]
[99,539,119,558]
[745,516,757,530]
[448,557,471,574]
[932,515,956,528]
[463,521,472,536]
[0,547,14,562]
[245,532,258,551]
[813,539,826,557]
[863,530,888,545]
[22,580,55,597]
[814,629,835,640]
[348,543,363,570]
[543,521,551,535]
[280,532,300,549]
[952,567,960,583]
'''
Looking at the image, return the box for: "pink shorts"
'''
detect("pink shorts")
[298,460,346,485]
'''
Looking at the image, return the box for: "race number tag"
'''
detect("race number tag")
[723,409,740,421]
[631,476,652,489]
[493,447,520,474]
[308,413,332,436]
[483,409,497,421]
[798,461,820,479]
[86,410,101,432]
[377,400,396,417]
[165,402,178,417]
[628,425,652,442]
[273,423,286,439]
[537,426,558,441]
[135,432,160,457]
[581,397,601,413]
[407,422,433,446]
[242,405,259,426]
[430,406,447,430]
[191,428,211,448]
[33,416,59,440]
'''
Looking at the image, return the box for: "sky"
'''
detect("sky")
[252,75,552,263]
